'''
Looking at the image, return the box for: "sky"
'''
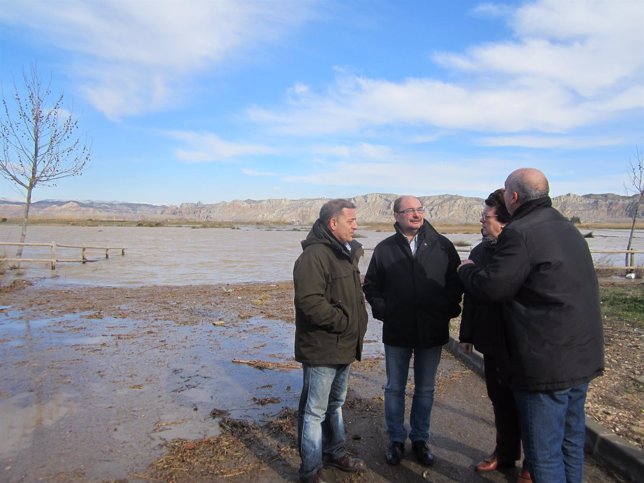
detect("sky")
[1,0,643,205]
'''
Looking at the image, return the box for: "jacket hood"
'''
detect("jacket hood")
[301,219,361,259]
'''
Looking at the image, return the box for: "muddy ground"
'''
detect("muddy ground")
[0,279,638,482]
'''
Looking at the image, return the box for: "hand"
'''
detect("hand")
[459,342,473,355]
[458,259,474,271]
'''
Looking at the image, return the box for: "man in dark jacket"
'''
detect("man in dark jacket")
[363,196,462,469]
[458,168,604,483]
[294,199,369,483]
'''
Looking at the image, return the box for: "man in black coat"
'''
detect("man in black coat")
[458,168,604,483]
[363,195,462,468]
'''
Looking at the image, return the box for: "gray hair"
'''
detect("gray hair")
[506,168,549,203]
[319,199,356,225]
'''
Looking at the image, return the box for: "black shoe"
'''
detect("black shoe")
[386,442,404,465]
[412,440,435,467]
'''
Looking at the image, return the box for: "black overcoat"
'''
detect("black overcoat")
[458,197,604,391]
[363,221,462,348]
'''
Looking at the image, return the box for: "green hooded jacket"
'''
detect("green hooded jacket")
[293,219,368,364]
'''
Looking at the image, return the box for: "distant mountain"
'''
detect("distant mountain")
[0,193,641,225]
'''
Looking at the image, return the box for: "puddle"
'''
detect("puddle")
[0,392,74,454]
[0,309,314,482]
[0,316,54,332]
[0,286,385,483]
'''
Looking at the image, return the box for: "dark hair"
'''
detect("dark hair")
[485,189,511,223]
[319,199,356,224]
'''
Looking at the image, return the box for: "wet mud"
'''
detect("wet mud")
[0,281,625,482]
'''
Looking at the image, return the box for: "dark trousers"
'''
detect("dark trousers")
[483,354,522,462]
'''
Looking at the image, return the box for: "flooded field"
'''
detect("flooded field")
[0,223,638,481]
[0,224,641,286]
[0,306,301,480]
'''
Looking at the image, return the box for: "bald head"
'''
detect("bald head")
[504,168,549,214]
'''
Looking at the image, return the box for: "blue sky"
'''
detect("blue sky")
[1,0,643,205]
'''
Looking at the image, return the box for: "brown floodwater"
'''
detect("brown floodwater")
[0,225,391,286]
[1,224,639,286]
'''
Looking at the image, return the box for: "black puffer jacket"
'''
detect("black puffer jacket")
[458,197,604,391]
[363,221,462,348]
[293,220,368,365]
[459,239,501,356]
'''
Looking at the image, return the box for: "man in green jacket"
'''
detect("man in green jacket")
[294,199,369,483]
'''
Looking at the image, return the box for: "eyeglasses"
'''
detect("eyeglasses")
[480,212,498,221]
[395,207,425,215]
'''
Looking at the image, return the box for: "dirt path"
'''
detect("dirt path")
[0,280,631,482]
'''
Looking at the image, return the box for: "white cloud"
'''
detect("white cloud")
[251,0,643,138]
[167,131,274,162]
[311,142,393,160]
[249,75,596,134]
[280,153,629,197]
[440,0,644,97]
[241,168,277,177]
[476,134,631,149]
[283,159,507,195]
[0,0,317,119]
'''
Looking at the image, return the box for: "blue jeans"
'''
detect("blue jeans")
[384,344,442,443]
[297,363,350,479]
[513,383,588,483]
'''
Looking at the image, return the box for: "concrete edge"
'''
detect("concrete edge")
[447,336,644,483]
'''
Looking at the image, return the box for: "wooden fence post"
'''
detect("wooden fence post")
[627,250,636,272]
[51,241,57,270]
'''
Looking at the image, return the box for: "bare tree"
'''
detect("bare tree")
[0,66,91,260]
[625,146,643,272]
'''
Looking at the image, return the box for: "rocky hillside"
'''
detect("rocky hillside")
[0,193,641,225]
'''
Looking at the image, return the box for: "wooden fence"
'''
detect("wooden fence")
[590,249,642,273]
[1,242,640,273]
[0,242,126,269]
[455,247,642,273]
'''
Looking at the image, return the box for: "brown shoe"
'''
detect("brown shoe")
[299,468,328,483]
[475,453,515,472]
[517,464,532,482]
[323,454,366,473]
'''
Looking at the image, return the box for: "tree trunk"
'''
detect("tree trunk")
[625,192,643,270]
[15,185,33,260]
